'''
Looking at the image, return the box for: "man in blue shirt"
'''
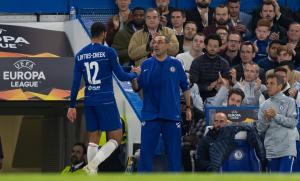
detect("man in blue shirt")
[131,35,192,172]
[67,22,137,175]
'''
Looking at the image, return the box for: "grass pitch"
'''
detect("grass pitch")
[0,173,300,181]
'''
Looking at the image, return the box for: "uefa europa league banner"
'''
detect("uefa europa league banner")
[0,24,73,57]
[0,24,80,101]
[0,58,82,101]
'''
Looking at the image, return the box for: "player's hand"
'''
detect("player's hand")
[131,66,141,75]
[67,108,77,123]
[185,108,192,121]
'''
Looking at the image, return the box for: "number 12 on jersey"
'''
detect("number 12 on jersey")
[84,61,101,85]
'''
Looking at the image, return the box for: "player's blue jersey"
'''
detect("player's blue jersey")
[69,43,136,108]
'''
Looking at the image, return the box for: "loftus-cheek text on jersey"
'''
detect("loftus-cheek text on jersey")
[69,43,136,108]
[77,52,106,61]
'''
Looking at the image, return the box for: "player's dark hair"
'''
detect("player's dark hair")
[91,22,106,38]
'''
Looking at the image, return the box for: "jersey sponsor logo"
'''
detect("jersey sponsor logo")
[0,28,30,49]
[78,52,106,61]
[233,149,244,160]
[87,85,101,91]
[3,59,46,88]
[170,66,176,73]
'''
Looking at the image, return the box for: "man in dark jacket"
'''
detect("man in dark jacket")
[186,0,214,32]
[190,34,230,101]
[111,7,145,66]
[195,112,266,172]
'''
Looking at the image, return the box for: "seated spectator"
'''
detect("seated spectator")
[186,0,214,32]
[0,136,3,170]
[253,19,271,62]
[170,9,186,36]
[106,0,132,46]
[211,85,245,106]
[233,41,266,84]
[61,143,87,174]
[213,63,266,106]
[257,40,281,71]
[128,8,179,66]
[257,73,298,173]
[176,33,205,72]
[266,45,300,84]
[252,0,289,41]
[178,21,198,53]
[112,7,145,66]
[190,34,230,101]
[285,22,300,68]
[227,0,252,39]
[216,26,229,53]
[155,0,175,27]
[220,31,242,67]
[195,112,266,172]
[202,4,234,36]
[261,66,300,105]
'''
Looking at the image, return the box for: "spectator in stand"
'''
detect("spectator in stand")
[213,63,266,106]
[176,33,205,71]
[186,0,214,32]
[285,22,300,68]
[178,21,198,53]
[227,0,252,39]
[260,66,300,105]
[233,41,266,84]
[170,9,186,37]
[257,40,281,71]
[257,73,298,173]
[253,19,271,62]
[106,0,132,46]
[190,34,230,101]
[253,0,292,41]
[220,31,242,67]
[155,0,175,27]
[202,4,233,36]
[128,8,179,66]
[216,26,229,53]
[112,7,145,66]
[266,45,300,84]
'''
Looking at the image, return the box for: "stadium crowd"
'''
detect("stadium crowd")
[69,0,300,174]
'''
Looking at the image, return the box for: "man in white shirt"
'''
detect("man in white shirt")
[176,33,205,71]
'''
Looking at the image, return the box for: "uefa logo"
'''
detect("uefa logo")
[13,60,36,70]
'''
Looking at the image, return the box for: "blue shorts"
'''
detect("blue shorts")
[84,103,122,132]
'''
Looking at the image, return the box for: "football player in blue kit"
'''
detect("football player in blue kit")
[131,35,192,172]
[67,22,137,175]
